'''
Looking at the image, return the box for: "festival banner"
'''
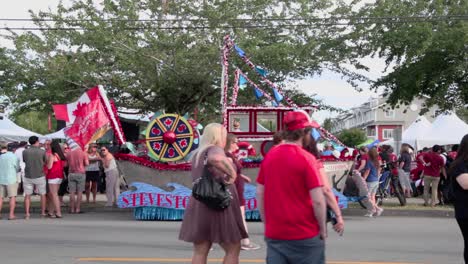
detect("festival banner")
[64,99,110,149]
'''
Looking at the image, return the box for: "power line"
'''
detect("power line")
[0,15,466,31]
[0,15,466,22]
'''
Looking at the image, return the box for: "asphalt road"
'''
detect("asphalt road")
[0,211,462,264]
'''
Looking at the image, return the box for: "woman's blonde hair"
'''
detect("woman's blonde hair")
[400,144,410,154]
[191,123,227,165]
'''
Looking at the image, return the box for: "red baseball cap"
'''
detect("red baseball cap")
[283,110,319,131]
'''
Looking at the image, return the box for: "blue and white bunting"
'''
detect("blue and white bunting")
[254,88,263,99]
[238,75,248,90]
[234,45,245,57]
[255,66,268,77]
[272,88,283,102]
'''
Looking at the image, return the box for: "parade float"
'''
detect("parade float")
[116,36,354,220]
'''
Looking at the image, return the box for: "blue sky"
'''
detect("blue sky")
[0,0,384,123]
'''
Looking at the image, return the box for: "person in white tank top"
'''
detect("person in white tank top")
[100,146,120,207]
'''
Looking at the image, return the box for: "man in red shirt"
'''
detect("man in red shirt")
[257,110,326,264]
[422,145,447,207]
[66,146,89,214]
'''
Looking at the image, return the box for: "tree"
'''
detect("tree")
[351,0,468,112]
[457,108,468,124]
[0,0,359,119]
[11,111,55,135]
[338,128,367,148]
[322,118,335,132]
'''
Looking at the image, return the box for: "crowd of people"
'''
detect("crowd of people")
[178,110,467,264]
[0,136,122,220]
[1,115,466,263]
[179,111,344,264]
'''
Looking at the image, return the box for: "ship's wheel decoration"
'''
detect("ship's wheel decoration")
[145,114,195,162]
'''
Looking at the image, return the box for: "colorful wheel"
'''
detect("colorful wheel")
[145,114,195,162]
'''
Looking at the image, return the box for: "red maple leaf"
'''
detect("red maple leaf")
[177,124,187,132]
[167,148,175,157]
[164,118,173,127]
[153,142,162,151]
[72,102,88,118]
[151,128,161,135]
[179,139,187,148]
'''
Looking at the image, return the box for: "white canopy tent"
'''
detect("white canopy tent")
[381,116,432,150]
[0,117,42,142]
[401,116,432,148]
[42,128,67,140]
[417,112,468,148]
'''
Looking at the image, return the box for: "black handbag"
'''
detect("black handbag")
[192,152,232,211]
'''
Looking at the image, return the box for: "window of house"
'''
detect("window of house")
[367,127,376,137]
[229,112,250,132]
[385,109,395,118]
[256,112,277,132]
[383,129,393,139]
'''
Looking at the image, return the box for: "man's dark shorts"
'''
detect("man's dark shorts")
[265,235,325,264]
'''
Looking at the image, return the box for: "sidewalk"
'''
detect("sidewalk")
[344,196,454,218]
[0,193,131,214]
[2,194,455,218]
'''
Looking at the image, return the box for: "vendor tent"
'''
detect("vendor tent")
[0,117,42,142]
[401,116,432,148]
[417,112,468,148]
[43,128,66,140]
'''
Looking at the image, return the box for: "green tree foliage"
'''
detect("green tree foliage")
[0,0,353,118]
[457,108,468,124]
[352,0,468,112]
[321,117,335,132]
[11,111,56,135]
[338,128,367,148]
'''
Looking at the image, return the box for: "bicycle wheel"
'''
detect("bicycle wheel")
[392,180,407,206]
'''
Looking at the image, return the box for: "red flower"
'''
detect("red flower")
[179,139,188,148]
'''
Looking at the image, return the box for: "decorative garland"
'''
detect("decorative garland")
[231,69,240,106]
[237,69,275,103]
[318,127,346,147]
[115,153,192,171]
[226,36,297,108]
[236,137,273,141]
[221,35,234,127]
[97,85,126,145]
[109,99,126,145]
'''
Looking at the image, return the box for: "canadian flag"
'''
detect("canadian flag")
[65,99,111,149]
[52,87,100,123]
[52,85,126,145]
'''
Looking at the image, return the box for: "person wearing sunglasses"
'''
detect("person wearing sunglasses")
[100,146,119,207]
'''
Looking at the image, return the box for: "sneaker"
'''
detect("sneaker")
[241,242,261,251]
[376,208,384,217]
[364,212,374,217]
